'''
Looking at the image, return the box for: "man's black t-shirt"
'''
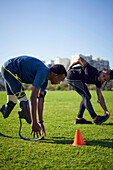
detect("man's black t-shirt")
[67,63,102,88]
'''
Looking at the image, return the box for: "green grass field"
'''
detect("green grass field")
[0,91,113,170]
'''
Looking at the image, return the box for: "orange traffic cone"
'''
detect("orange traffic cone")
[72,129,86,146]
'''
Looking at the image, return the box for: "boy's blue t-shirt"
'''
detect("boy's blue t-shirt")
[4,56,50,92]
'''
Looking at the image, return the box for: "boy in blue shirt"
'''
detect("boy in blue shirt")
[0,56,67,138]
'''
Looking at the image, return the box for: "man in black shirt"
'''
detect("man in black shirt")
[67,57,113,125]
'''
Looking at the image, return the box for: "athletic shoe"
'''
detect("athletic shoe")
[74,118,93,124]
[0,105,6,117]
[0,101,16,118]
[93,114,109,125]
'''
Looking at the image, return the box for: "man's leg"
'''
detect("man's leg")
[67,79,97,124]
[74,83,110,125]
[70,80,97,118]
[0,82,17,118]
[74,87,94,124]
[0,66,31,124]
[77,98,85,118]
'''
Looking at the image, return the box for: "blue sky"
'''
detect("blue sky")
[0,0,113,68]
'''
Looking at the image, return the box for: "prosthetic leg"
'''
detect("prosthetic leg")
[0,101,16,118]
[18,100,31,124]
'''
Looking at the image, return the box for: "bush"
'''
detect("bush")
[0,84,5,91]
[47,81,69,91]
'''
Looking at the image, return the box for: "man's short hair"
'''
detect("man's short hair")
[50,64,67,77]
[102,69,113,80]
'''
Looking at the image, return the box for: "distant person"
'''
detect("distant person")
[0,56,67,137]
[67,57,113,124]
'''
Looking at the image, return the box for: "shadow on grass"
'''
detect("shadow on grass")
[86,139,113,149]
[0,134,74,143]
[0,132,19,139]
[40,137,113,148]
[40,137,74,145]
[1,133,113,149]
[103,123,113,125]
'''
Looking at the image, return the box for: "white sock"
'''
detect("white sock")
[18,95,28,103]
[7,95,17,104]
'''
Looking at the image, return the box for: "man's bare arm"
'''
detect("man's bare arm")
[37,91,46,136]
[96,87,110,115]
[67,57,87,71]
[30,86,41,138]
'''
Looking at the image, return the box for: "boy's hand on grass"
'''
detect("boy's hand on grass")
[31,122,41,138]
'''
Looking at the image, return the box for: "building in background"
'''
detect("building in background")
[70,53,110,70]
[71,53,92,64]
[46,56,70,69]
[92,57,109,70]
[46,54,110,71]
[46,60,54,68]
[54,56,70,70]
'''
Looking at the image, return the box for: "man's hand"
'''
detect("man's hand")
[105,111,110,116]
[31,122,41,138]
[78,57,87,67]
[39,122,46,136]
[67,57,87,72]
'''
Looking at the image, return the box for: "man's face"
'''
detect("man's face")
[98,71,110,82]
[51,74,65,84]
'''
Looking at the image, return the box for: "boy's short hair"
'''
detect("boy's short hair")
[50,64,67,77]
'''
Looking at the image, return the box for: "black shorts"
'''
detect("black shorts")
[1,65,25,99]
